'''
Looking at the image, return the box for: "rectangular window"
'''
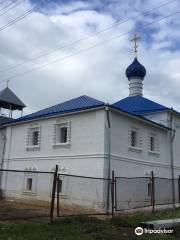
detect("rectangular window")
[150,136,155,151]
[26,178,32,191]
[26,127,40,150]
[23,172,37,195]
[57,179,62,193]
[131,130,137,147]
[32,130,39,146]
[55,123,69,145]
[148,182,152,197]
[59,127,67,143]
[148,133,159,153]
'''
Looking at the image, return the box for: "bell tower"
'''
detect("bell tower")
[0,82,26,121]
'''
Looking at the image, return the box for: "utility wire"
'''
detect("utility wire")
[0,1,18,13]
[0,0,177,74]
[0,0,53,32]
[0,0,24,17]
[1,10,179,83]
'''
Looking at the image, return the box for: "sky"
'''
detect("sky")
[0,0,180,116]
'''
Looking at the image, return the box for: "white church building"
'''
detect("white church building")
[0,48,180,211]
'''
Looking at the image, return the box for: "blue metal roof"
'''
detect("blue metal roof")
[8,95,105,124]
[112,96,168,115]
[4,94,170,128]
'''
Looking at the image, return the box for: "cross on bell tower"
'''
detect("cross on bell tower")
[6,80,10,88]
[130,33,140,57]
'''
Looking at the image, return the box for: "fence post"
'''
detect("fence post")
[111,170,115,217]
[151,171,155,213]
[50,165,58,223]
[57,174,60,217]
[178,175,180,204]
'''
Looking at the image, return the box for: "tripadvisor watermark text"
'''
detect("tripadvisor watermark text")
[135,227,173,236]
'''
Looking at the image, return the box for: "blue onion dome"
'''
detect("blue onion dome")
[126,57,146,80]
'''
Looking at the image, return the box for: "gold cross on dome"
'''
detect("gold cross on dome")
[130,33,140,57]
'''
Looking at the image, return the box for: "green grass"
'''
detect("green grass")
[0,208,180,240]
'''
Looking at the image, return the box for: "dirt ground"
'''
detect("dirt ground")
[0,199,105,222]
[0,199,50,221]
[1,198,178,223]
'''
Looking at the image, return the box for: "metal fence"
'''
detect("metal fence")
[56,173,109,217]
[154,177,179,205]
[115,177,152,211]
[114,173,180,212]
[0,167,180,222]
[0,168,54,221]
[0,166,110,222]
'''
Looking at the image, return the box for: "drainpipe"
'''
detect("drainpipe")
[105,106,111,213]
[170,108,175,209]
[0,134,6,198]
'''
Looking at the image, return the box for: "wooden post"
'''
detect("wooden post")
[151,171,155,213]
[111,170,115,217]
[50,165,58,223]
[57,175,60,217]
[178,175,180,203]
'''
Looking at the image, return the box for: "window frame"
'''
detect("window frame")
[23,171,38,195]
[56,177,64,196]
[26,177,33,191]
[26,126,41,150]
[148,132,160,155]
[54,175,67,198]
[52,166,68,198]
[57,126,68,144]
[53,121,70,147]
[32,129,39,146]
[150,136,155,152]
[147,182,152,197]
[128,127,143,152]
[130,130,137,147]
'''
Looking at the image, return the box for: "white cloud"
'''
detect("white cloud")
[0,0,179,118]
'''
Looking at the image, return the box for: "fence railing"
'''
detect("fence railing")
[0,166,111,222]
[0,167,180,222]
[114,171,180,212]
[0,168,54,222]
[55,170,110,219]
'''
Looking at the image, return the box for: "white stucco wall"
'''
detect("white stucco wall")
[2,107,180,210]
[2,109,107,210]
[103,110,180,210]
[104,110,176,179]
[144,111,169,127]
[3,109,105,175]
[0,130,5,169]
[144,111,180,176]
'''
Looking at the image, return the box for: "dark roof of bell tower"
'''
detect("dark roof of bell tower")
[0,87,26,110]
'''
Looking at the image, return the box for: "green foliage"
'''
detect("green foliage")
[0,208,180,240]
